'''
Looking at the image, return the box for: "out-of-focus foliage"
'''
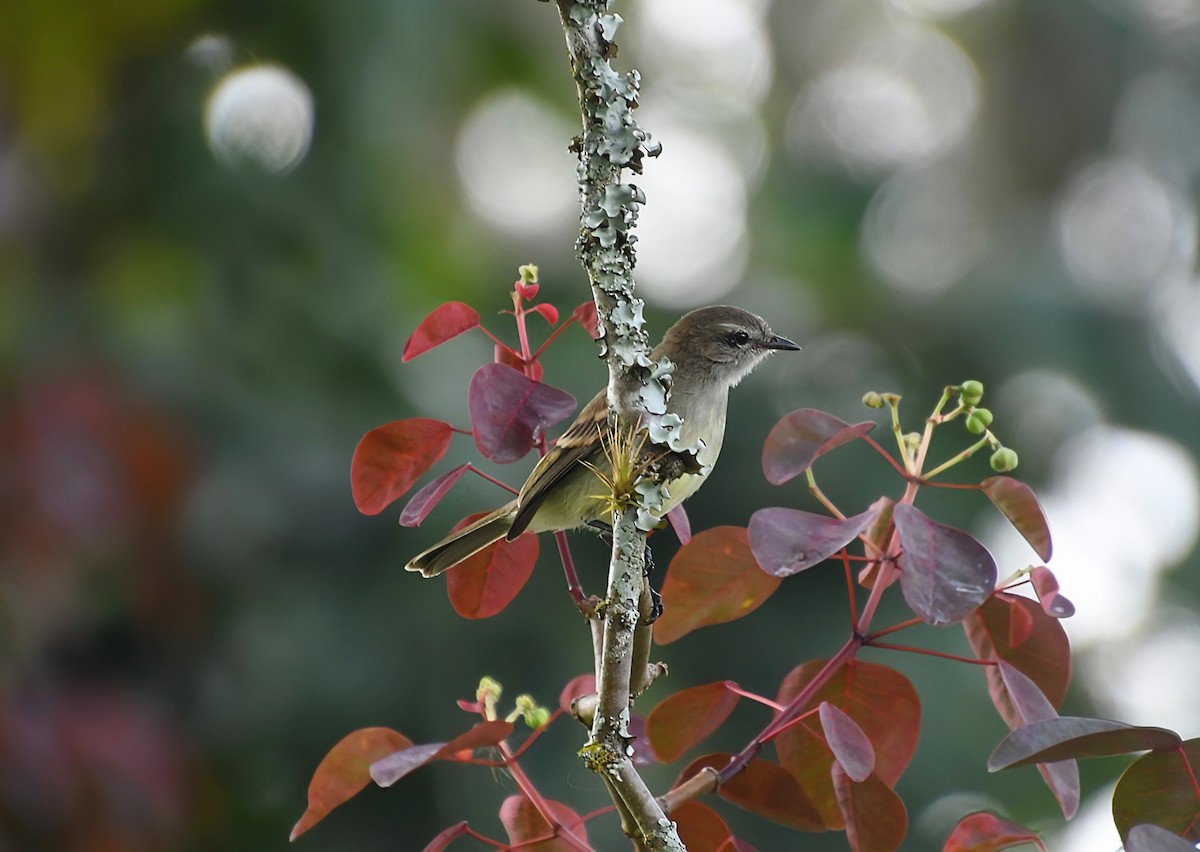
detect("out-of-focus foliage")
[1,0,1199,849]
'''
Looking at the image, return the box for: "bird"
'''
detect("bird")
[405,305,800,577]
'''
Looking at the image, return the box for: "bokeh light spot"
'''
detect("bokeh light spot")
[1056,158,1195,306]
[454,89,576,237]
[205,64,314,174]
[861,167,987,295]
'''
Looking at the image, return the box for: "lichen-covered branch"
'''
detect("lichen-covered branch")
[550,1,682,849]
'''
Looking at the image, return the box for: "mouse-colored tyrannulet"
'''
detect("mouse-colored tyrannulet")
[405,305,799,577]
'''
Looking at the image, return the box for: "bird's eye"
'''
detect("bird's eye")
[726,330,751,347]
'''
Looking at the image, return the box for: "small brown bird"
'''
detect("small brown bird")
[405,305,799,577]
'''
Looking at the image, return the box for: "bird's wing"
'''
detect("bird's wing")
[508,387,610,538]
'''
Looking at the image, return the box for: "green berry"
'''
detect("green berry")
[965,407,994,434]
[960,380,984,406]
[990,447,1018,472]
[863,391,885,409]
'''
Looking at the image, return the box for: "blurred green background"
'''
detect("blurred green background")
[2,0,1199,849]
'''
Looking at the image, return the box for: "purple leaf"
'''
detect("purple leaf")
[819,702,875,783]
[468,363,576,463]
[399,464,471,527]
[989,717,1182,771]
[893,503,997,625]
[748,506,879,577]
[667,505,692,545]
[1030,566,1075,619]
[1126,824,1198,852]
[762,409,876,485]
[981,476,1053,562]
[998,661,1080,819]
[369,742,445,787]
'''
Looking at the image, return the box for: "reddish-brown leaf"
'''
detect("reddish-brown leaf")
[989,717,1182,771]
[422,821,470,851]
[832,765,908,852]
[291,727,413,840]
[980,476,1053,562]
[573,300,600,339]
[1115,741,1200,843]
[1125,822,1200,851]
[351,418,455,515]
[893,503,996,625]
[943,812,1045,851]
[654,527,781,644]
[498,795,589,851]
[1029,566,1075,618]
[495,344,543,382]
[964,593,1071,723]
[558,674,596,714]
[749,505,879,577]
[680,754,824,831]
[820,702,875,783]
[670,801,737,852]
[775,660,921,829]
[399,464,472,527]
[369,720,515,788]
[468,363,576,463]
[444,514,538,619]
[646,681,741,763]
[762,409,876,485]
[403,302,481,361]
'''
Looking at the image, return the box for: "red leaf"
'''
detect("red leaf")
[573,301,600,339]
[403,302,481,361]
[399,464,471,527]
[749,505,879,577]
[1125,822,1200,851]
[980,476,1053,561]
[291,727,413,840]
[762,409,875,485]
[352,419,455,515]
[1114,740,1200,843]
[964,593,1071,724]
[989,717,1182,770]
[776,660,920,829]
[819,702,875,783]
[1029,566,1075,618]
[670,801,736,852]
[832,765,908,852]
[445,513,538,619]
[515,280,540,301]
[498,795,589,850]
[423,822,470,851]
[680,754,824,831]
[995,662,1080,819]
[558,674,596,714]
[943,812,1045,852]
[893,503,997,625]
[369,720,515,787]
[530,303,559,325]
[654,527,781,644]
[646,681,740,763]
[667,504,692,545]
[468,363,576,463]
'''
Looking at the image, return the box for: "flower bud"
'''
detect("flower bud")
[990,447,1019,472]
[862,391,885,408]
[959,380,984,406]
[965,407,993,434]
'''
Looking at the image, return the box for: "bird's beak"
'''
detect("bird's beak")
[761,333,801,351]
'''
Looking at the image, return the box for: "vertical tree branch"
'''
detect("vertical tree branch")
[550,1,682,849]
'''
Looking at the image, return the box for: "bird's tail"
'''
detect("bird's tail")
[404,502,518,578]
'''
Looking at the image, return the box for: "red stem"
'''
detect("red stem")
[723,683,784,713]
[466,464,521,496]
[839,549,859,628]
[861,435,911,478]
[867,616,923,640]
[866,641,995,666]
[532,316,579,361]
